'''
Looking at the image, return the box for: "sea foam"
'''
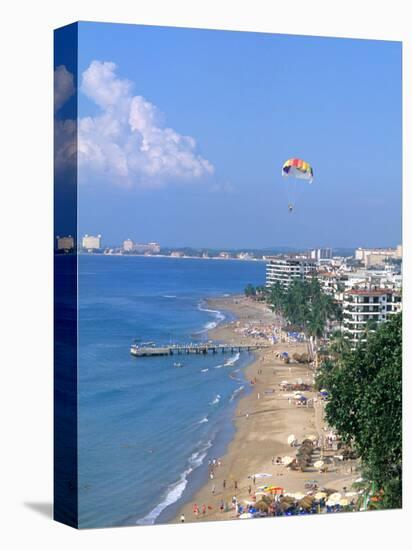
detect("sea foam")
[136,440,212,525]
[224,352,240,367]
[197,302,226,332]
[230,385,245,402]
[210,394,221,405]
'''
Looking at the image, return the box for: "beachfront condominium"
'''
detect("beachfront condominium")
[265,256,317,288]
[82,234,102,251]
[342,288,402,346]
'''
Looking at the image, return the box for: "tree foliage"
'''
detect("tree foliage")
[318,313,402,509]
[266,278,341,340]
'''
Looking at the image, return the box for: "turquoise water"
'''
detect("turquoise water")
[78,255,265,528]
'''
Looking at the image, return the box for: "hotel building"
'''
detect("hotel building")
[123,238,134,252]
[82,234,102,251]
[342,288,402,345]
[355,246,401,267]
[309,248,333,262]
[266,256,317,288]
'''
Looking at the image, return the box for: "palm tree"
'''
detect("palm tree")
[268,282,285,314]
[244,283,256,298]
[328,330,351,366]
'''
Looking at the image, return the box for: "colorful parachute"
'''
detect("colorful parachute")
[282,158,313,182]
[281,158,314,212]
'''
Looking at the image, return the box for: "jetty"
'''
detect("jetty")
[130,342,271,357]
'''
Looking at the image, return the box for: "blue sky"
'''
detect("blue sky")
[74,22,402,249]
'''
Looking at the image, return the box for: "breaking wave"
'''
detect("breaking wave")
[137,440,212,525]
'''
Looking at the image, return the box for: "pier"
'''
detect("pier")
[130,342,271,357]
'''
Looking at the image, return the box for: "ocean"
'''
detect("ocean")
[77,255,265,528]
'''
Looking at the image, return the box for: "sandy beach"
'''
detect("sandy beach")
[173,295,359,524]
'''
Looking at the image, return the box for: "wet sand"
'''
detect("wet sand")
[173,295,358,524]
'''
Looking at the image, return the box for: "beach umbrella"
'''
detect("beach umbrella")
[282,456,294,466]
[329,492,342,503]
[266,486,284,494]
[305,434,318,442]
[239,512,253,519]
[314,460,324,470]
[339,498,350,507]
[293,492,306,500]
[314,491,327,500]
[287,434,297,445]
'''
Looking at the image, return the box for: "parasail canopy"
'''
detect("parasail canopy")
[282,158,314,182]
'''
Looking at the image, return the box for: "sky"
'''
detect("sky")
[58,22,402,249]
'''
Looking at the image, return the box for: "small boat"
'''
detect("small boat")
[173,362,184,368]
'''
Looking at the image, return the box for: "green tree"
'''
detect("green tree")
[319,314,402,509]
[244,283,256,298]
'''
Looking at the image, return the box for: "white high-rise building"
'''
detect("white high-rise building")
[342,288,401,345]
[123,239,134,252]
[82,234,101,250]
[310,248,332,261]
[266,256,317,288]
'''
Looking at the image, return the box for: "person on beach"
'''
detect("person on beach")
[202,504,206,515]
[220,500,224,513]
[193,504,199,517]
[234,480,238,490]
[248,485,252,495]
[212,484,215,495]
[180,514,185,523]
[253,476,256,485]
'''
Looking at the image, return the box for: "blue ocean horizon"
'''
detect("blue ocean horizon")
[77,255,265,528]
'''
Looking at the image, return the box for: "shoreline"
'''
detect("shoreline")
[172,294,358,524]
[80,253,265,262]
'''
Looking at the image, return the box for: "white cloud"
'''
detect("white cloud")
[54,118,76,173]
[78,60,214,186]
[54,65,75,113]
[54,65,76,173]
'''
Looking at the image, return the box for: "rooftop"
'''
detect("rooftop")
[345,288,396,296]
